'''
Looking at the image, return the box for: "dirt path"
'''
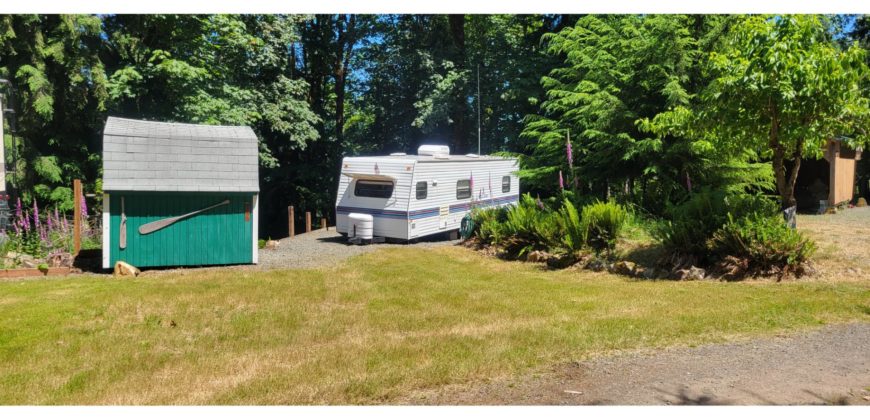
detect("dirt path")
[404,323,870,405]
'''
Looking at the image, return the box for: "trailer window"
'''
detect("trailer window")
[416,181,428,200]
[502,176,511,193]
[354,180,394,198]
[456,179,471,199]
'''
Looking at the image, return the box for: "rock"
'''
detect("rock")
[671,266,706,281]
[526,250,550,263]
[612,261,637,276]
[635,267,657,279]
[113,261,140,277]
[547,254,577,269]
[586,258,607,272]
[264,239,280,250]
[857,197,868,207]
[4,252,40,269]
[47,252,73,268]
[686,266,706,280]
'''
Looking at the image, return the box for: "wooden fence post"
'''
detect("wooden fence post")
[305,212,311,233]
[73,179,82,256]
[288,205,295,238]
[321,217,327,231]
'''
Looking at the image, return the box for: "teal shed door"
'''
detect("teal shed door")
[109,192,254,267]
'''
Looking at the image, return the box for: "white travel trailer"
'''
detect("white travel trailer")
[335,145,519,241]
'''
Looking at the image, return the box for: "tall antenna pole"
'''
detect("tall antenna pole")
[477,63,481,155]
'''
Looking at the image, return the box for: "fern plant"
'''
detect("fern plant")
[499,194,558,258]
[556,198,586,253]
[579,200,627,252]
[711,214,816,277]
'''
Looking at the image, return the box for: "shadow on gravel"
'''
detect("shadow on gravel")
[653,387,729,405]
[315,231,459,245]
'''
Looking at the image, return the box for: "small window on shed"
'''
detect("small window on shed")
[502,176,511,193]
[355,180,394,198]
[456,179,471,199]
[416,181,428,200]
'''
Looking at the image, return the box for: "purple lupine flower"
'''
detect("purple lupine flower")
[536,195,545,210]
[46,208,53,232]
[33,199,40,229]
[15,197,22,223]
[81,195,88,218]
[559,170,564,190]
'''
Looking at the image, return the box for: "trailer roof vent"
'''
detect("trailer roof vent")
[390,152,407,156]
[417,145,450,156]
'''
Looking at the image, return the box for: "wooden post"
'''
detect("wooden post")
[73,179,82,256]
[305,212,311,233]
[321,217,327,231]
[288,205,295,238]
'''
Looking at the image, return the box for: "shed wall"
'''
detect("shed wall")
[107,192,254,267]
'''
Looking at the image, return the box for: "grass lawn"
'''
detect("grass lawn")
[1,246,869,404]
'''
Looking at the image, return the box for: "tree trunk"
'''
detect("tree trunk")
[769,106,804,210]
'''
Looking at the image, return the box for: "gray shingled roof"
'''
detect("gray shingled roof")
[102,117,259,192]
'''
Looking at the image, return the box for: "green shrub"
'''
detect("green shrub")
[500,194,558,258]
[258,239,266,249]
[555,199,585,253]
[711,214,816,277]
[655,189,779,262]
[579,200,627,252]
[470,206,508,245]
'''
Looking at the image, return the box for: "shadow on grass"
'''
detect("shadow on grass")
[619,243,666,269]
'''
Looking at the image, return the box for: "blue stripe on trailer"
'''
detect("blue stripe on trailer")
[336,206,408,219]
[337,195,519,221]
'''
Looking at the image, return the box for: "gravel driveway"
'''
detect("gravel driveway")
[404,323,870,405]
[256,228,459,270]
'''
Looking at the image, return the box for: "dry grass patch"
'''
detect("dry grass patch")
[0,246,868,404]
[797,207,870,282]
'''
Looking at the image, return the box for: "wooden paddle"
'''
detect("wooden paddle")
[120,196,127,249]
[138,199,230,235]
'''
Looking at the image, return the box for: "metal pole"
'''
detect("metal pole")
[477,63,481,156]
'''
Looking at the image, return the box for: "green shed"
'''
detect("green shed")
[101,117,259,268]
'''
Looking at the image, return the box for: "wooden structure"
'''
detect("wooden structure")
[73,179,82,255]
[824,139,862,206]
[101,117,259,268]
[795,139,863,211]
